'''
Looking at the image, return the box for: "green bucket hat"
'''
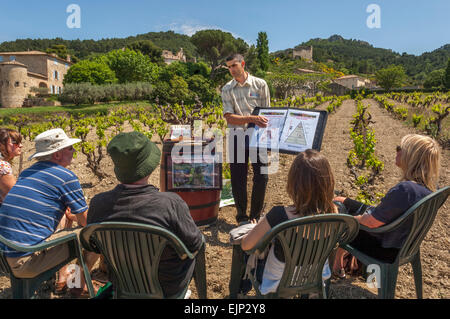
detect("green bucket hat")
[107,131,161,184]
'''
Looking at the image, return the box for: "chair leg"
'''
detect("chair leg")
[410,252,423,299]
[10,278,25,299]
[323,278,331,299]
[77,248,95,298]
[378,264,399,299]
[11,277,37,299]
[229,245,245,299]
[194,244,207,299]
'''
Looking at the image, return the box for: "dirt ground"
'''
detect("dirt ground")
[0,98,448,299]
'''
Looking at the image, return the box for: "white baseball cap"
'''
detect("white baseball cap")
[28,128,81,161]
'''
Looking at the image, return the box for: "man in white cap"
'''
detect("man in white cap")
[0,128,93,296]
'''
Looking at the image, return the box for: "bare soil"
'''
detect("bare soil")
[0,98,448,299]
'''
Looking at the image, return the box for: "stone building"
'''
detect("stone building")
[162,48,187,64]
[0,51,72,108]
[332,75,371,90]
[292,46,313,61]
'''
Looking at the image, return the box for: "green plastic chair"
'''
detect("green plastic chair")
[229,214,359,299]
[80,221,207,299]
[0,232,94,299]
[342,186,450,299]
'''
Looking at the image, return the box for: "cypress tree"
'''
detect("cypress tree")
[256,32,270,72]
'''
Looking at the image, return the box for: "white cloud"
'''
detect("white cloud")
[162,22,253,45]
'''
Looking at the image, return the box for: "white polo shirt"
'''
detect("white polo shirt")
[221,73,270,129]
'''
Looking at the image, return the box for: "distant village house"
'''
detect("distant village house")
[162,48,187,64]
[333,75,372,90]
[328,74,374,95]
[0,51,72,108]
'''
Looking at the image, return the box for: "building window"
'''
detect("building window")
[10,56,16,61]
[14,81,20,87]
[0,56,3,62]
[24,82,27,88]
[54,70,59,80]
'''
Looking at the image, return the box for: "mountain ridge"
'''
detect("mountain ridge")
[1,32,448,82]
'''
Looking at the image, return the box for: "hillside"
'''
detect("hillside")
[1,32,448,85]
[0,31,198,61]
[274,35,450,82]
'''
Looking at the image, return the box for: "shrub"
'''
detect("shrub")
[60,82,153,105]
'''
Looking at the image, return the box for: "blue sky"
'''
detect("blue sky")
[0,0,449,55]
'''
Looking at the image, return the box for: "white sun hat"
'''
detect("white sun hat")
[28,128,81,161]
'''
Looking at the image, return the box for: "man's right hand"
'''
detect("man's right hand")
[251,115,269,128]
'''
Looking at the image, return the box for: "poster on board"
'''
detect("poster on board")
[248,107,328,154]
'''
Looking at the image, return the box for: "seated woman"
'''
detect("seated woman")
[333,134,441,273]
[241,149,345,295]
[0,129,23,205]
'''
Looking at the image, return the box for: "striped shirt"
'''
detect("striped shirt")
[0,161,87,257]
[221,73,270,129]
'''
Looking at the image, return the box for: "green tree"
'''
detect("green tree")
[187,74,219,104]
[244,45,261,74]
[63,60,117,85]
[104,49,160,83]
[191,29,248,78]
[256,32,270,71]
[126,40,164,65]
[159,61,189,82]
[444,58,450,89]
[375,65,406,90]
[46,44,69,59]
[152,75,191,105]
[423,69,444,88]
[186,61,211,78]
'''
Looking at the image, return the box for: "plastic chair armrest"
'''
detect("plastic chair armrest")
[1,233,78,253]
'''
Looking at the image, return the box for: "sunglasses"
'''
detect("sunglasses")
[396,145,401,152]
[10,140,21,146]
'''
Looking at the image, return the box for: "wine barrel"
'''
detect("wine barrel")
[160,139,221,227]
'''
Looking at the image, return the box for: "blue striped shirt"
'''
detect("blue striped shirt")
[0,161,88,257]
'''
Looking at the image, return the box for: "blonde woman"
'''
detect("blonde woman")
[334,134,441,274]
[0,129,23,205]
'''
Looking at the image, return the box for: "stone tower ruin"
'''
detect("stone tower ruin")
[292,46,313,61]
[0,61,29,108]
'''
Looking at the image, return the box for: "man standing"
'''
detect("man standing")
[87,131,203,298]
[0,128,94,294]
[221,53,270,224]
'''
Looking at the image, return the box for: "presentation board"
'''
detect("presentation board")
[248,107,328,154]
